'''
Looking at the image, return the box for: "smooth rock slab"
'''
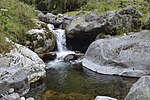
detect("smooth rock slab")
[125,76,150,100]
[83,30,150,77]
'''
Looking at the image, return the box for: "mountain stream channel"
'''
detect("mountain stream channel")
[25,24,138,100]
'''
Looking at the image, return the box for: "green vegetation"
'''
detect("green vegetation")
[0,0,37,53]
[80,0,150,21]
[19,0,88,14]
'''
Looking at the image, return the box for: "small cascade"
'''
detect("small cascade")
[47,24,75,63]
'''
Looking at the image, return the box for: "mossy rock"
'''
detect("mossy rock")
[26,26,56,54]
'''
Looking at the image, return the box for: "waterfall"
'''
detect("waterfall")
[47,24,67,51]
[47,24,75,62]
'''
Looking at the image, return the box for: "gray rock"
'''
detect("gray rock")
[125,76,150,100]
[44,13,64,27]
[37,11,46,22]
[9,88,14,94]
[95,96,117,100]
[26,28,55,54]
[82,30,150,77]
[20,97,25,100]
[0,70,29,95]
[65,12,103,38]
[0,43,46,83]
[38,52,56,62]
[1,93,20,100]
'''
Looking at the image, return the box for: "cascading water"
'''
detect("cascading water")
[47,24,75,65]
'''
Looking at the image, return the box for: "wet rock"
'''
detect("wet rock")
[83,30,150,77]
[64,53,84,70]
[64,53,84,61]
[38,52,56,62]
[95,96,117,100]
[26,28,56,54]
[125,76,150,100]
[0,43,46,83]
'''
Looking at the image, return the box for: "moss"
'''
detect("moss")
[0,0,37,53]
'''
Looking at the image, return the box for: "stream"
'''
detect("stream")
[25,24,138,100]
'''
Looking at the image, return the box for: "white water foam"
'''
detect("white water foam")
[47,24,75,68]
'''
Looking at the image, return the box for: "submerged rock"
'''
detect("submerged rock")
[125,76,150,100]
[83,30,150,77]
[44,90,93,100]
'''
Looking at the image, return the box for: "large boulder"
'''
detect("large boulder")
[125,76,150,100]
[65,6,142,52]
[82,30,150,77]
[0,70,29,96]
[0,43,46,83]
[26,26,55,54]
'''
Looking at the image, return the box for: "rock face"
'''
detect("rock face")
[65,6,142,52]
[26,26,55,54]
[125,76,150,100]
[0,43,46,83]
[82,30,150,77]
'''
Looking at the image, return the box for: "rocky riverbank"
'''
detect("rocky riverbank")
[1,0,150,99]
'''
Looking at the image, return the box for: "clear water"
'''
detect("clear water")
[26,62,138,100]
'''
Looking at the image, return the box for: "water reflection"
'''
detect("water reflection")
[26,62,138,100]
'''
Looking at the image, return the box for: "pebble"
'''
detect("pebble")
[21,97,26,100]
[9,88,14,94]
